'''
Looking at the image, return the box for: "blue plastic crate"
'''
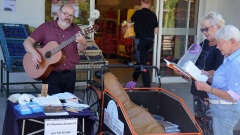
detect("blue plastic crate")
[6,40,26,56]
[0,23,27,71]
[0,23,28,39]
[0,39,25,71]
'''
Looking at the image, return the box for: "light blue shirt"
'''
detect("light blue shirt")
[209,49,240,100]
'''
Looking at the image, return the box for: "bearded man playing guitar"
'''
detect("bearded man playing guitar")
[23,4,87,95]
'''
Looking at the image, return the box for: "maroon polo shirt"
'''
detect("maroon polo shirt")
[29,20,81,71]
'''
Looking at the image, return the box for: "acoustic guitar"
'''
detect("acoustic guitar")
[23,24,99,80]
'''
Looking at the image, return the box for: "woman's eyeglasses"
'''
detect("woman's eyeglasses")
[60,10,75,18]
[200,26,213,33]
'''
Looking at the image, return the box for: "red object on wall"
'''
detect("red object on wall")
[105,10,116,19]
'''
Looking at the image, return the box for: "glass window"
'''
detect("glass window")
[161,0,199,76]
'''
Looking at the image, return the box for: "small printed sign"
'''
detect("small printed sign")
[3,0,16,12]
[44,118,78,135]
[104,100,124,135]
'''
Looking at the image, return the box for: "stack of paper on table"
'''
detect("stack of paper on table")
[32,96,62,106]
[52,92,78,99]
[62,102,89,109]
[52,92,80,103]
[164,59,208,82]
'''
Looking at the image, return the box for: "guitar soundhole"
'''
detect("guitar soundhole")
[45,51,52,59]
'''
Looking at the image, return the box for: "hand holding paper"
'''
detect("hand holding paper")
[200,70,212,78]
[164,59,208,82]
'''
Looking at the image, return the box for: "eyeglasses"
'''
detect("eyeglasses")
[60,10,75,18]
[200,26,214,33]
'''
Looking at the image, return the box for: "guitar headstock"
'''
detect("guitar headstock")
[83,24,100,35]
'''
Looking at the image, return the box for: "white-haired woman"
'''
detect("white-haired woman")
[195,25,240,135]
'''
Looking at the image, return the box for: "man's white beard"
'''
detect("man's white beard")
[58,19,71,28]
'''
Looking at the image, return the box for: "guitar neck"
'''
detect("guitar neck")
[59,35,76,49]
[52,31,84,55]
[50,24,99,55]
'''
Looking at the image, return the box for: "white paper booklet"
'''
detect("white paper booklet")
[52,92,78,100]
[185,61,209,82]
[32,96,62,106]
[164,59,208,82]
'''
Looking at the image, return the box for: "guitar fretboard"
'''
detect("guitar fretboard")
[47,25,98,56]
[51,31,84,55]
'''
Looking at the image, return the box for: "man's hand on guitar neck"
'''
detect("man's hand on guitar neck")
[75,32,87,52]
